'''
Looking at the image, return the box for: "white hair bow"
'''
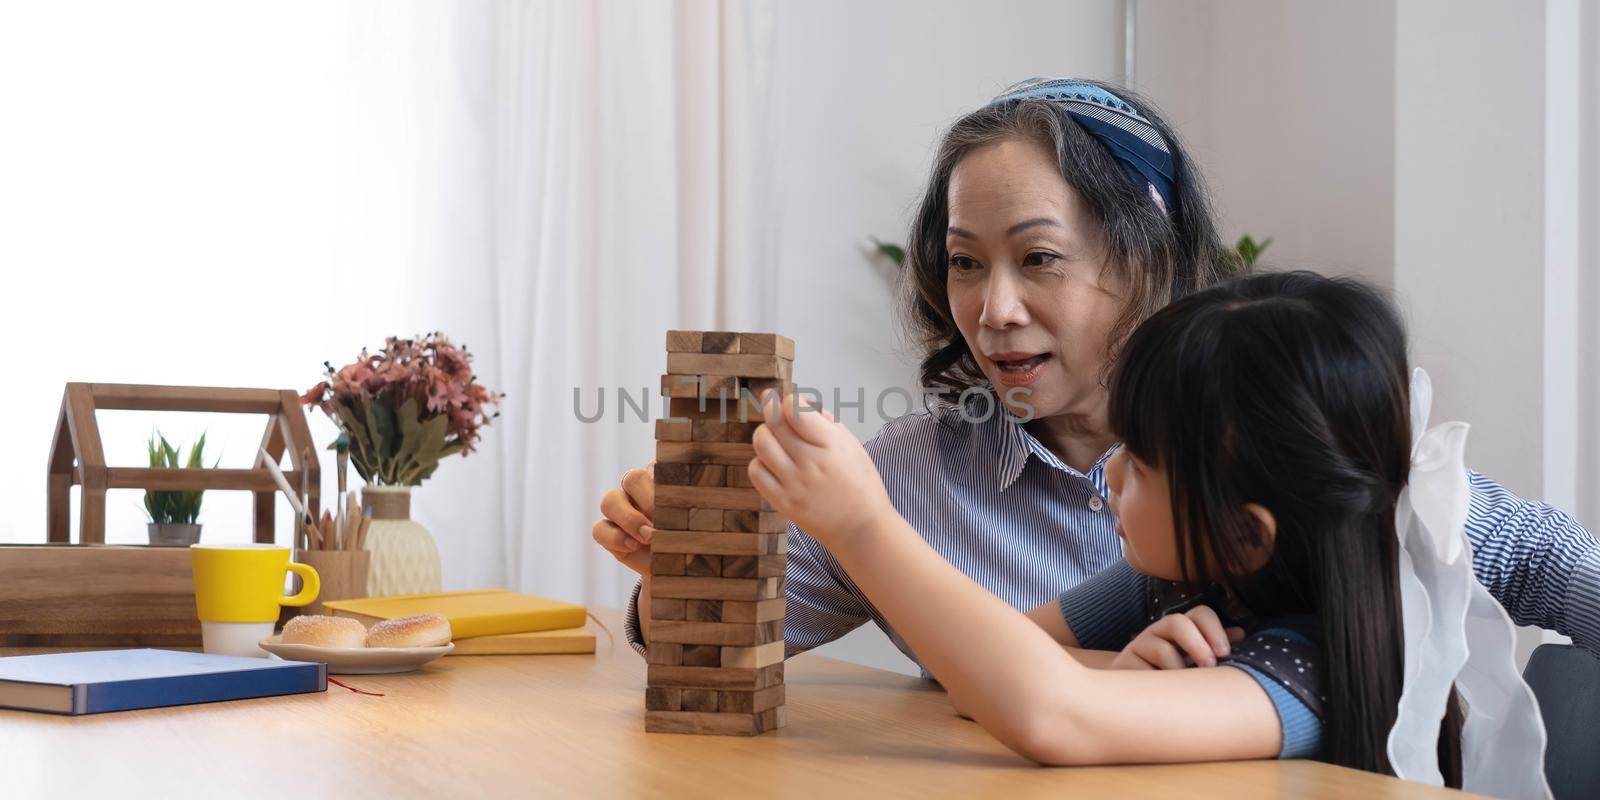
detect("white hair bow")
[1386,368,1550,799]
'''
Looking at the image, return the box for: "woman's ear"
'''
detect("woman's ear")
[1241,503,1278,571]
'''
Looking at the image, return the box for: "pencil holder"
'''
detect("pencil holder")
[290,549,370,618]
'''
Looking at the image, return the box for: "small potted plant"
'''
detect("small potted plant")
[144,432,211,546]
[302,333,500,595]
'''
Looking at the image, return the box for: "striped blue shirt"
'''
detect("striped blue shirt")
[625,400,1600,749]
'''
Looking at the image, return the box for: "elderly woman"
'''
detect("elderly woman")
[593,78,1600,667]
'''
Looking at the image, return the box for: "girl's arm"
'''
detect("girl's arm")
[749,395,1281,765]
[831,509,1280,764]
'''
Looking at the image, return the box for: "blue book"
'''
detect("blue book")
[0,648,327,715]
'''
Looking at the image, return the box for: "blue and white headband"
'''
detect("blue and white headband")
[986,78,1176,214]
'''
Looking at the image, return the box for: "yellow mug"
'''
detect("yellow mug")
[191,544,319,657]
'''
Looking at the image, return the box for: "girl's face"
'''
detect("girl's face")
[944,136,1127,422]
[1103,448,1183,580]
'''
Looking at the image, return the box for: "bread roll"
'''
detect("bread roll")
[281,614,368,648]
[365,614,452,648]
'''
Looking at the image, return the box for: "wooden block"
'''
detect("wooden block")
[668,398,746,422]
[656,484,767,511]
[691,419,727,442]
[669,397,766,423]
[721,554,784,579]
[648,663,784,690]
[721,554,754,578]
[681,688,719,713]
[736,333,795,360]
[653,506,688,530]
[720,598,786,624]
[645,686,681,711]
[700,331,739,354]
[681,644,721,667]
[655,442,757,466]
[654,464,726,486]
[688,508,724,531]
[654,419,691,442]
[685,599,722,622]
[725,422,761,443]
[685,554,721,577]
[720,640,785,669]
[719,685,785,714]
[665,330,702,353]
[652,576,780,601]
[659,374,740,400]
[722,510,760,533]
[718,644,783,672]
[650,598,687,621]
[759,511,787,533]
[700,375,740,400]
[725,465,752,487]
[650,552,687,576]
[646,643,682,666]
[736,334,793,360]
[652,530,786,556]
[651,619,781,647]
[644,708,782,736]
[667,353,791,379]
[659,374,700,399]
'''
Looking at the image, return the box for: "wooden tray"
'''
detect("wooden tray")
[0,544,201,647]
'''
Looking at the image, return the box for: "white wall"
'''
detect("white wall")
[1136,0,1397,288]
[1393,0,1547,501]
[762,0,1126,675]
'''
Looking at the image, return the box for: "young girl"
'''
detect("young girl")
[747,272,1484,779]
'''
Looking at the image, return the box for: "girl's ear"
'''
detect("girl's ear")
[1240,503,1278,571]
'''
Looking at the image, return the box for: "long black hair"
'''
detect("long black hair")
[904,79,1236,400]
[1107,270,1462,783]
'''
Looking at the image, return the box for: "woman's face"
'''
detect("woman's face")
[945,135,1126,423]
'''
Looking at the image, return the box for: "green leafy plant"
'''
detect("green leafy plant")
[1235,234,1273,269]
[143,432,210,525]
[870,237,906,267]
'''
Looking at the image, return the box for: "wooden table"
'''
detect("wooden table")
[0,610,1469,798]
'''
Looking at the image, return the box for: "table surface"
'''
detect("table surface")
[0,610,1471,799]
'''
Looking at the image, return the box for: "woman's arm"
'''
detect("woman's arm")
[748,395,1281,764]
[1464,470,1600,658]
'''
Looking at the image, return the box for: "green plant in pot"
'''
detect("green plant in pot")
[143,432,211,546]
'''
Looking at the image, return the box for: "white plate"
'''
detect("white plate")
[258,635,454,675]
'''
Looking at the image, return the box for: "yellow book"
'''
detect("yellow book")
[324,589,587,639]
[449,627,597,656]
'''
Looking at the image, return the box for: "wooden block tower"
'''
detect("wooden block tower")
[645,330,794,735]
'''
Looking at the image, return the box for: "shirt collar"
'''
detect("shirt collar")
[990,403,1120,492]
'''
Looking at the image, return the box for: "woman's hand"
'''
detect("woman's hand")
[593,462,655,575]
[747,391,895,549]
[1110,606,1244,670]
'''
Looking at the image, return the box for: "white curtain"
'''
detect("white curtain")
[487,0,780,604]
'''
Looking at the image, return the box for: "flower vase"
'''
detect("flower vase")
[360,485,442,596]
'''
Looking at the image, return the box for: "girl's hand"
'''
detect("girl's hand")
[748,391,894,548]
[1110,606,1245,670]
